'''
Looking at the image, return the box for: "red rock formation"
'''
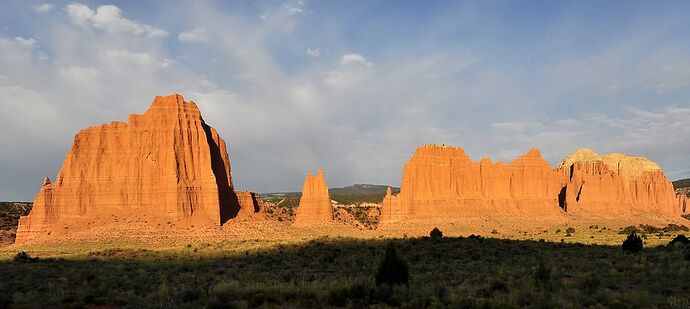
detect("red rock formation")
[381,145,682,223]
[16,94,264,244]
[380,145,563,223]
[677,194,688,215]
[557,149,680,217]
[294,169,334,226]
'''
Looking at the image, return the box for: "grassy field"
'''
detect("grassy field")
[3,231,690,308]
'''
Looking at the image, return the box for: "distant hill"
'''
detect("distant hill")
[0,201,32,246]
[261,184,400,206]
[329,184,400,196]
[673,178,690,190]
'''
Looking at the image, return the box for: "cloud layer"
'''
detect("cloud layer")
[0,1,689,200]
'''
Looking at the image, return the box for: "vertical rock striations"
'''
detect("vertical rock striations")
[294,169,334,226]
[678,194,688,215]
[16,94,264,244]
[381,144,682,223]
[557,149,680,217]
[381,145,563,223]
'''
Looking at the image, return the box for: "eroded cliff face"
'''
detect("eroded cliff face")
[294,169,334,226]
[557,149,680,217]
[381,145,682,223]
[380,145,563,223]
[677,195,688,215]
[16,94,264,244]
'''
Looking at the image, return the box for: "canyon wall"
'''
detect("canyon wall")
[16,94,264,244]
[381,145,563,223]
[557,149,680,217]
[381,144,682,223]
[294,169,334,226]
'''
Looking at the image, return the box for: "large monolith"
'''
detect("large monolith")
[16,94,264,244]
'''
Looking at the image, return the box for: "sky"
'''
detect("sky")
[1,1,690,200]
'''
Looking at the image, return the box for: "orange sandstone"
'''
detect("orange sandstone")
[16,94,264,244]
[294,169,334,226]
[380,145,563,223]
[557,149,680,217]
[678,194,688,215]
[381,144,682,223]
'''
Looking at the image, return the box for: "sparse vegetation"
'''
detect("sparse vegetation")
[0,202,33,245]
[375,244,409,287]
[3,236,690,307]
[430,227,443,239]
[622,232,643,253]
[12,251,35,263]
[669,235,690,247]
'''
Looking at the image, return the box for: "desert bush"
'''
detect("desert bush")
[533,261,551,289]
[477,280,508,297]
[665,224,689,232]
[430,227,443,239]
[375,244,409,287]
[620,225,639,234]
[13,251,35,263]
[326,283,368,306]
[669,235,690,247]
[566,227,576,234]
[468,234,484,241]
[622,232,643,253]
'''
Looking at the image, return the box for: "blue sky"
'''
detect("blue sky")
[1,1,690,200]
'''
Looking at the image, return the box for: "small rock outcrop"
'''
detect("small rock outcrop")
[557,149,680,217]
[380,145,563,223]
[16,94,264,244]
[294,169,334,226]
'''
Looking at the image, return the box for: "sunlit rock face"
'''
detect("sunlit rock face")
[677,194,688,215]
[380,145,563,223]
[381,145,682,223]
[294,169,334,226]
[557,149,680,217]
[16,94,264,244]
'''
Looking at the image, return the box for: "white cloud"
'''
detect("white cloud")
[323,53,374,88]
[284,1,305,15]
[34,3,55,13]
[99,50,173,71]
[340,53,372,66]
[177,28,208,43]
[13,37,36,47]
[66,3,169,38]
[306,47,320,57]
[58,66,102,84]
[179,28,208,43]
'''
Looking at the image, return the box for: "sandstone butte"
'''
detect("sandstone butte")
[294,169,334,226]
[381,144,682,223]
[557,149,680,217]
[15,94,265,244]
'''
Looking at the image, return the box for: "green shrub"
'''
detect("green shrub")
[620,225,638,235]
[669,235,690,247]
[533,261,551,289]
[13,251,34,263]
[375,244,409,287]
[622,232,643,253]
[430,227,443,239]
